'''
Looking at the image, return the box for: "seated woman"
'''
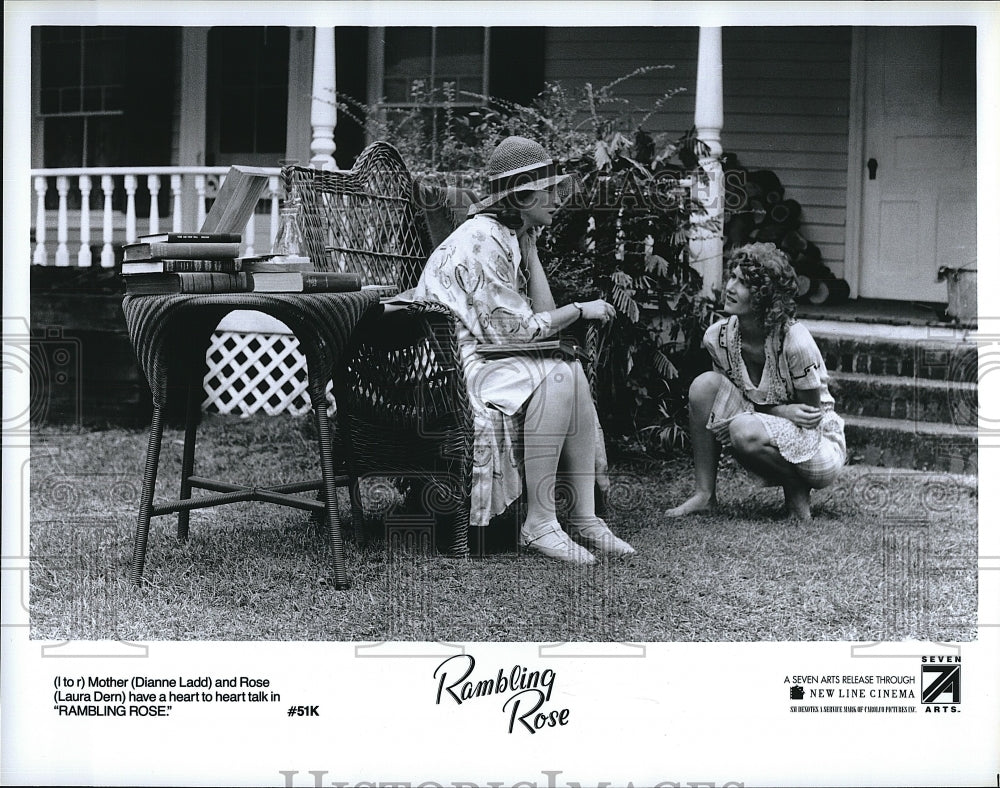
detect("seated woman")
[667,242,846,520]
[409,135,634,563]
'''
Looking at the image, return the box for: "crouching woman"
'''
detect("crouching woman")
[667,242,847,520]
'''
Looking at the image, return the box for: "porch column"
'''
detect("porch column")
[689,26,725,296]
[310,28,337,170]
[179,27,209,231]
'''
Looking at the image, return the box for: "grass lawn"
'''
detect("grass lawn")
[28,414,977,642]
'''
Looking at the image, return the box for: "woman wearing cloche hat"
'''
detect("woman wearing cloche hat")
[409,135,634,564]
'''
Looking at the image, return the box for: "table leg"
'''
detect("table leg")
[331,380,366,547]
[129,404,164,587]
[347,477,366,548]
[311,384,350,590]
[176,380,201,541]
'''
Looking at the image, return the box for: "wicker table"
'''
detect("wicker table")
[121,291,380,590]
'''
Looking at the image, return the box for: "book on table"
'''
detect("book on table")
[122,254,314,274]
[138,232,242,244]
[247,271,361,293]
[237,254,314,273]
[199,165,272,235]
[123,271,362,296]
[123,272,250,295]
[122,259,242,275]
[361,284,400,301]
[123,241,242,262]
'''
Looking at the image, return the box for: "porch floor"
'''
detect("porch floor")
[797,297,975,342]
[797,297,949,327]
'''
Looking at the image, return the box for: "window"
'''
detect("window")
[368,27,490,167]
[37,26,176,214]
[39,27,126,169]
[381,27,488,105]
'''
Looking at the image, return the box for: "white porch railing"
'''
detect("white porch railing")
[30,166,283,267]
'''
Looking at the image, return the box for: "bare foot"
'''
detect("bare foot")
[782,484,811,521]
[665,492,717,517]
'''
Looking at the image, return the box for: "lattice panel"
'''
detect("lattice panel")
[203,331,334,416]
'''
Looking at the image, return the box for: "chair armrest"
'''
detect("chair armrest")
[561,318,609,399]
[340,301,472,429]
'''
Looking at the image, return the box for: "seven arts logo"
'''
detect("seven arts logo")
[920,655,961,711]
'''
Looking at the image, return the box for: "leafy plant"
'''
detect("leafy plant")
[335,70,723,452]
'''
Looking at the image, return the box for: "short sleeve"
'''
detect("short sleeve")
[702,320,727,371]
[783,322,824,390]
[478,236,556,343]
[414,217,555,345]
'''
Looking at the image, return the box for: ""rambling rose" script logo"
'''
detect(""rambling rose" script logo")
[432,653,570,734]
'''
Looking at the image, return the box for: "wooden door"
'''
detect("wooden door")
[858,27,976,302]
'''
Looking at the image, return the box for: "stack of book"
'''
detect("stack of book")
[121,233,362,295]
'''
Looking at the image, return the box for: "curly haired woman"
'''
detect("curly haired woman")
[667,242,847,520]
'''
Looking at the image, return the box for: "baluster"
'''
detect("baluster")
[101,175,115,267]
[195,174,207,229]
[33,176,48,265]
[78,175,92,267]
[245,211,256,257]
[147,174,161,235]
[268,175,280,247]
[124,174,138,243]
[55,175,70,266]
[171,174,183,232]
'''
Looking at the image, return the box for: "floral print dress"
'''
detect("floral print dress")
[703,315,847,487]
[408,214,568,527]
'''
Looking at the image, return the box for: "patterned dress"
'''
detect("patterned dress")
[408,214,571,527]
[703,315,847,488]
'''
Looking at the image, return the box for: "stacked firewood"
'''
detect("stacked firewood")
[722,154,850,305]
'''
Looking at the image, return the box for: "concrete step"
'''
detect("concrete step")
[829,370,976,427]
[843,414,977,475]
[797,320,979,474]
[812,332,977,381]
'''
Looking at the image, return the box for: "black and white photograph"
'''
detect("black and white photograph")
[3,2,998,786]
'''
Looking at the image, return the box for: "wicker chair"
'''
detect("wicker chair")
[284,142,605,558]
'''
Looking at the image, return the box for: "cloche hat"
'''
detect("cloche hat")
[467,136,573,216]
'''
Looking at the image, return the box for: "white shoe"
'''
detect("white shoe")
[519,521,596,564]
[566,517,636,556]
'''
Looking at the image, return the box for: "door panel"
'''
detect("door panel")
[858,27,976,301]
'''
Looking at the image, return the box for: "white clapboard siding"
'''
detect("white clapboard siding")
[546,26,699,137]
[545,26,852,279]
[723,26,852,279]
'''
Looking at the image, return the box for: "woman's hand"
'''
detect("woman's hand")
[576,299,616,323]
[775,403,822,429]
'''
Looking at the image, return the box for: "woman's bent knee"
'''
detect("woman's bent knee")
[688,370,727,405]
[796,443,845,488]
[728,413,767,454]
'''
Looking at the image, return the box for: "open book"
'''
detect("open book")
[200,165,272,235]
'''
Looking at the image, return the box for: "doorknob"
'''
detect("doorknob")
[867,158,878,180]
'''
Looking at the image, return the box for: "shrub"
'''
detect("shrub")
[336,70,722,452]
